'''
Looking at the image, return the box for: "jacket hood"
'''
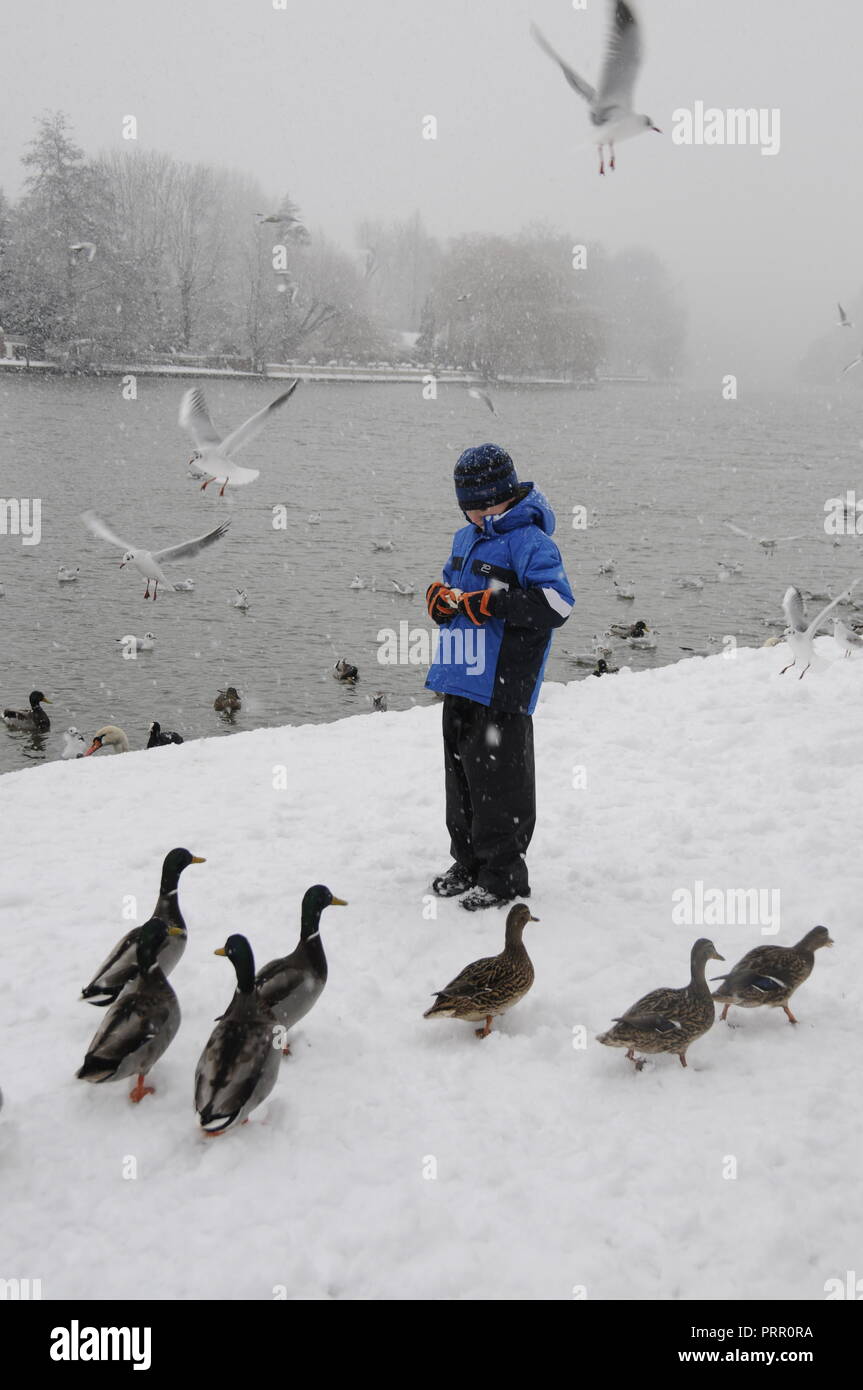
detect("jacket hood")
[473,484,556,539]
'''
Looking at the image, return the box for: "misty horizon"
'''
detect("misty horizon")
[2,0,862,386]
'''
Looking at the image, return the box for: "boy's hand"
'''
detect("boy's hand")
[426,581,459,623]
[454,589,497,626]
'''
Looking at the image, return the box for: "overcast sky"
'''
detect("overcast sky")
[3,1,860,382]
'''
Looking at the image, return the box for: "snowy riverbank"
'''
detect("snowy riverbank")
[0,646,860,1300]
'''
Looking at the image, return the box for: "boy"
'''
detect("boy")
[425,443,574,910]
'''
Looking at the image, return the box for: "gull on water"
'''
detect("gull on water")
[531,1,660,176]
[179,380,300,495]
[779,583,860,678]
[116,632,156,652]
[81,511,230,601]
[716,560,743,582]
[349,575,366,590]
[58,566,80,582]
[231,589,250,610]
[173,577,195,592]
[69,242,96,262]
[61,727,87,759]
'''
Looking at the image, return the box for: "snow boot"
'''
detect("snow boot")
[431,863,475,897]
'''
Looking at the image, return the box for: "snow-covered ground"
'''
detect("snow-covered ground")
[0,644,859,1300]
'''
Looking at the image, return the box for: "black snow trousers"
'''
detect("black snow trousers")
[442,694,535,898]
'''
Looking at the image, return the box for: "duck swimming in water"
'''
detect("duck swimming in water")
[214,686,241,713]
[146,721,184,748]
[3,691,51,731]
[333,659,359,683]
[80,847,205,1006]
[83,725,130,755]
[610,620,649,640]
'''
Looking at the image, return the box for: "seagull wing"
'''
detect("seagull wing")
[782,586,807,633]
[220,380,301,457]
[153,519,231,566]
[179,388,224,448]
[81,510,134,553]
[596,0,643,109]
[724,521,754,540]
[530,24,596,104]
[806,581,861,637]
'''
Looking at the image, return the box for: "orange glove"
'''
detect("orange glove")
[426,581,459,623]
[455,589,497,626]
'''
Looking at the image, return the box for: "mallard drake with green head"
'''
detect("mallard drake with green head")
[76,920,183,1102]
[597,938,724,1069]
[423,903,538,1038]
[80,848,205,1006]
[255,885,347,1054]
[3,690,51,731]
[195,934,280,1135]
[712,926,833,1024]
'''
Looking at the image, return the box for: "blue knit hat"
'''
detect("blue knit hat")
[454,444,519,510]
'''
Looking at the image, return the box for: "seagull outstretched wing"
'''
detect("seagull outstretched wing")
[153,520,231,565]
[530,24,596,103]
[596,0,642,111]
[220,380,301,456]
[81,511,133,553]
[179,389,223,449]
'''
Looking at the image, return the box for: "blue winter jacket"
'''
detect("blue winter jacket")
[424,484,574,714]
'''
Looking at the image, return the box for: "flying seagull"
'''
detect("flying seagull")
[837,302,853,328]
[841,347,863,376]
[179,381,300,495]
[779,583,860,678]
[723,522,804,556]
[468,386,497,415]
[81,512,231,601]
[531,2,660,175]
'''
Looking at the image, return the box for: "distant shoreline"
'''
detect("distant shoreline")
[0,359,645,386]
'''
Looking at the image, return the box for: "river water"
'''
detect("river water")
[1,373,860,774]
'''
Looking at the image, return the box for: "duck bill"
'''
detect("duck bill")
[331,897,348,906]
[529,914,540,922]
[214,947,226,957]
[191,856,207,865]
[712,951,726,962]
